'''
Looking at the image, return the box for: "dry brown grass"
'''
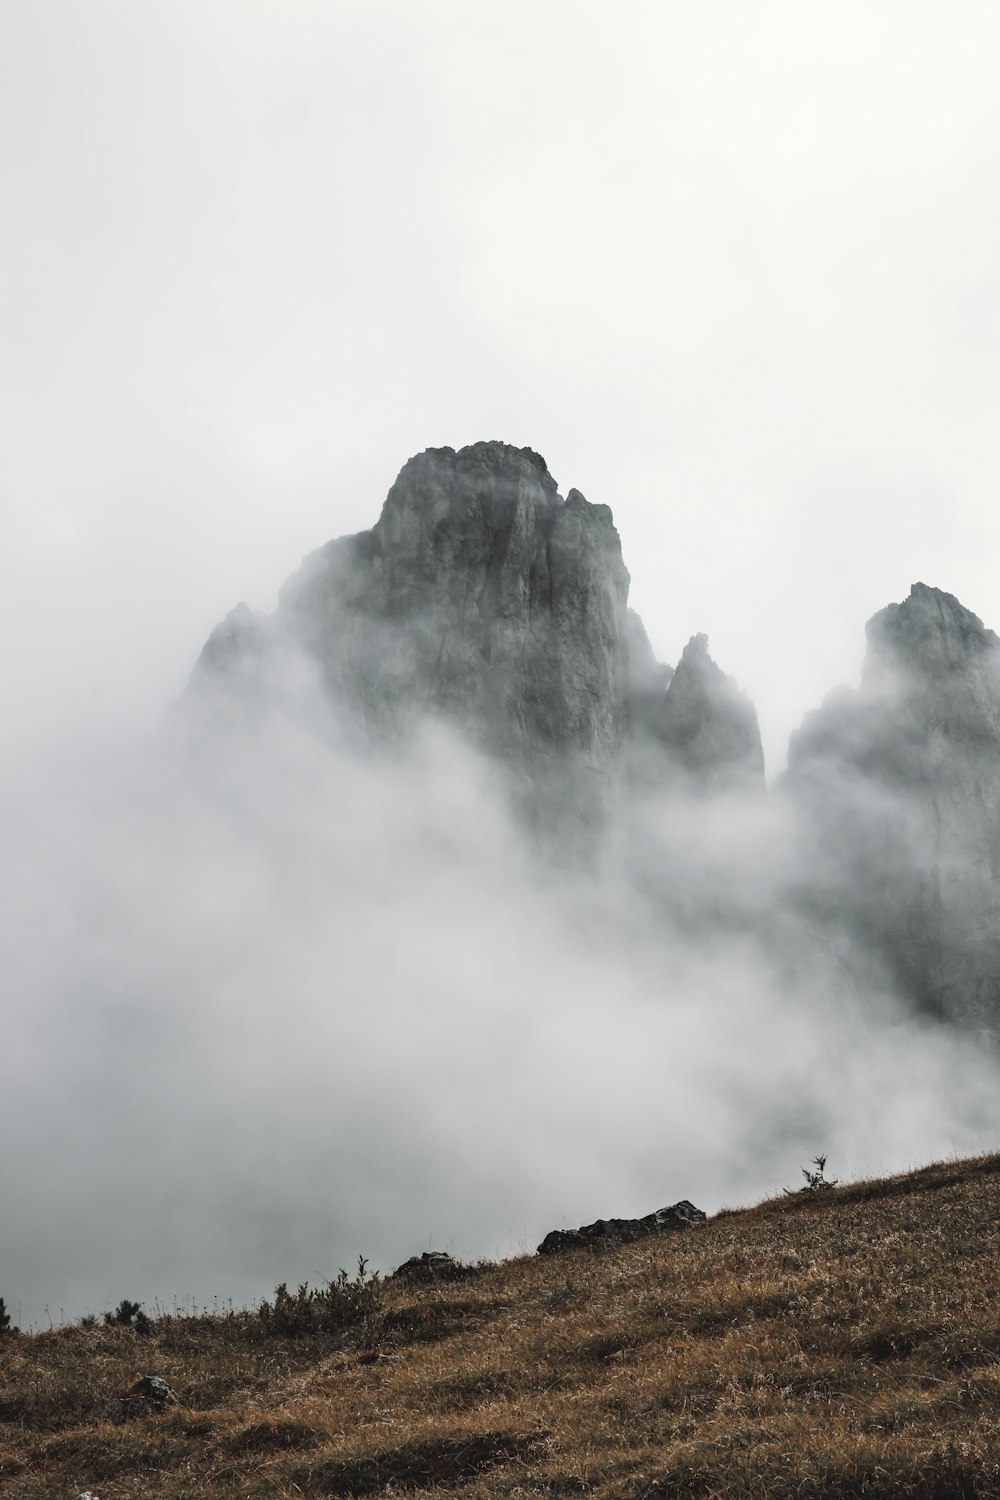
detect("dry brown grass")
[4,1153,1000,1497]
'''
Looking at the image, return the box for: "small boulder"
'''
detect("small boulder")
[391,1251,469,1283]
[537,1200,706,1255]
[113,1374,178,1420]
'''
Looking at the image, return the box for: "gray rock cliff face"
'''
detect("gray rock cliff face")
[787,583,1000,1026]
[276,443,631,779]
[192,441,762,810]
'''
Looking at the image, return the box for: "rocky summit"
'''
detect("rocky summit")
[191,441,763,809]
[787,583,1000,1028]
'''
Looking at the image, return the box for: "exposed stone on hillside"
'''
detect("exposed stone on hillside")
[537,1200,707,1255]
[391,1251,475,1283]
[787,583,1000,1026]
[113,1374,178,1421]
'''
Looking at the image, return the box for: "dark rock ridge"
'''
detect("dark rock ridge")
[191,442,763,802]
[787,583,1000,1027]
[537,1200,707,1255]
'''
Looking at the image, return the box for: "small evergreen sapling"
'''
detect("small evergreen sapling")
[786,1155,838,1194]
[104,1298,152,1333]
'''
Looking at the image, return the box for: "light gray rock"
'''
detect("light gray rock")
[787,582,1000,1026]
[112,1373,178,1421]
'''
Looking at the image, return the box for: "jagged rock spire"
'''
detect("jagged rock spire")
[190,441,766,816]
[655,633,764,791]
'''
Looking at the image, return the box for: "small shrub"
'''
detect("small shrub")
[786,1154,838,1194]
[0,1297,16,1335]
[104,1299,152,1333]
[257,1256,381,1338]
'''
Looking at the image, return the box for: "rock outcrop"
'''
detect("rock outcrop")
[537,1200,707,1255]
[191,441,762,812]
[391,1251,475,1283]
[113,1374,178,1421]
[787,583,1000,1026]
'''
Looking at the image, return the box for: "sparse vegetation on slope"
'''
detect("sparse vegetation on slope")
[3,1154,1000,1498]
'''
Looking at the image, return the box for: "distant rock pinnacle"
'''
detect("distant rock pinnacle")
[655,634,764,792]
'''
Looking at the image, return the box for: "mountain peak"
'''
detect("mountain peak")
[381,442,559,522]
[191,443,765,815]
[865,582,999,681]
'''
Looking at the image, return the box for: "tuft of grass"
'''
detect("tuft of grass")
[294,1429,548,1495]
[227,1416,327,1453]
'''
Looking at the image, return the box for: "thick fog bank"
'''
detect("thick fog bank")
[4,665,998,1330]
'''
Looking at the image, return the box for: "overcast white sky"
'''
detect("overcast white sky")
[4,1,1000,769]
[7,3,1000,1325]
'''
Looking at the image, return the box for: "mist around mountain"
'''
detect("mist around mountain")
[4,442,1000,1332]
[192,440,1000,1032]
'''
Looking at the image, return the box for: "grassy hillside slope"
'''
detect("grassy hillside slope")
[3,1153,1000,1498]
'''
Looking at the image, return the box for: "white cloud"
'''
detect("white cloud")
[4,0,1000,1324]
